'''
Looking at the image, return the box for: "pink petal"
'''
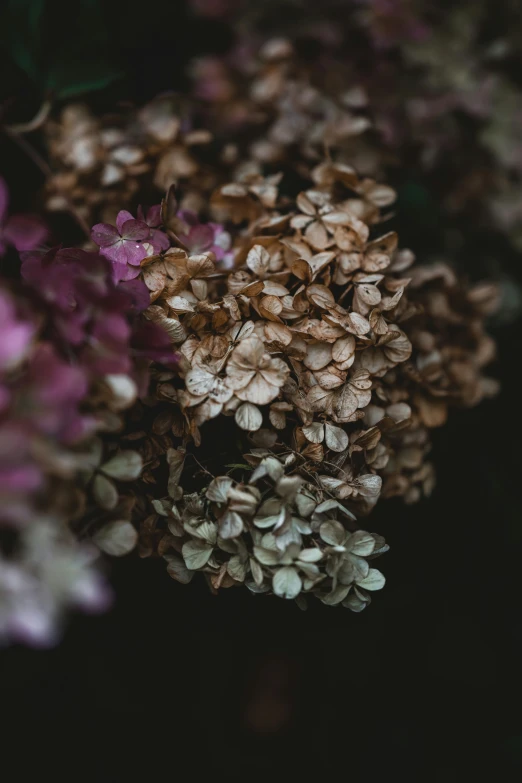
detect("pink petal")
[150,227,170,252]
[0,322,34,370]
[186,224,214,253]
[116,210,135,233]
[120,218,150,242]
[3,214,48,251]
[118,278,151,311]
[91,223,119,248]
[99,241,126,264]
[121,240,148,266]
[111,259,142,282]
[146,204,162,227]
[176,209,198,227]
[0,465,42,493]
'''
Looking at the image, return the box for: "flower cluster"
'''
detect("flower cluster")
[42,8,522,262]
[186,0,522,253]
[91,203,231,283]
[44,98,215,226]
[85,156,497,608]
[0,1,504,637]
[135,166,496,518]
[0,176,48,256]
[154,451,388,611]
[0,231,177,645]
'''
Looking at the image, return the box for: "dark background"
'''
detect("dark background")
[1,1,522,780]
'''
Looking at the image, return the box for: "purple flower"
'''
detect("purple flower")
[131,320,179,365]
[0,176,48,256]
[81,313,132,375]
[176,209,231,260]
[137,205,170,254]
[22,344,89,443]
[117,278,151,313]
[91,210,151,280]
[0,290,34,371]
[92,208,171,283]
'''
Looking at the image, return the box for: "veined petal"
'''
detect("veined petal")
[91,223,119,248]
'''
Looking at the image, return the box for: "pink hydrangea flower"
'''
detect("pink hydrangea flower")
[0,290,34,372]
[0,176,48,256]
[137,204,170,253]
[177,209,232,261]
[91,210,151,280]
[92,208,170,283]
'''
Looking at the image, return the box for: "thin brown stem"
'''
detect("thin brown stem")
[5,100,52,134]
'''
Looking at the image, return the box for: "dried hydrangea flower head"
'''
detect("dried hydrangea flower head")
[44,96,215,226]
[95,155,497,609]
[188,0,522,250]
[154,450,388,611]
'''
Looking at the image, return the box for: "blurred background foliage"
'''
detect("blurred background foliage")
[1,1,521,780]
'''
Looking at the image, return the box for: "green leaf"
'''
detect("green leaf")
[2,0,44,81]
[2,0,122,98]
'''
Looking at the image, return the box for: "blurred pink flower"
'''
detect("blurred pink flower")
[0,176,48,256]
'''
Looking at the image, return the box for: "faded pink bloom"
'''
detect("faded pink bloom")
[0,177,48,256]
[177,209,232,261]
[0,290,34,372]
[92,208,170,282]
[91,210,151,280]
[137,204,170,253]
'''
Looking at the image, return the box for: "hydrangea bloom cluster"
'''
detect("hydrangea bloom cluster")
[91,204,232,282]
[0,2,504,639]
[0,176,48,256]
[185,0,522,254]
[83,163,495,608]
[43,12,522,262]
[0,215,177,645]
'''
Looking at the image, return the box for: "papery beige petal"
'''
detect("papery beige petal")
[305,220,329,250]
[332,335,356,364]
[333,383,358,420]
[246,244,271,276]
[259,294,283,322]
[306,385,334,413]
[185,366,216,397]
[324,423,349,452]
[303,342,332,371]
[307,284,335,309]
[236,373,279,405]
[235,402,263,431]
[302,422,325,444]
